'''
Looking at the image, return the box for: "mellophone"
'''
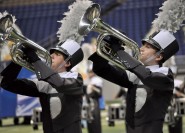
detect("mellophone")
[164,97,185,125]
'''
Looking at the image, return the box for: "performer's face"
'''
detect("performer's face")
[50,51,70,72]
[139,42,161,66]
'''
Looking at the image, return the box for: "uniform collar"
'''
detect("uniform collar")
[146,65,160,71]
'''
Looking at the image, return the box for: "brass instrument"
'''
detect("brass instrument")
[78,3,140,70]
[0,14,51,72]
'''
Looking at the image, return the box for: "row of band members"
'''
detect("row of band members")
[0,30,182,133]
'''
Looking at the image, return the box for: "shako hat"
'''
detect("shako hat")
[50,39,84,70]
[142,30,179,63]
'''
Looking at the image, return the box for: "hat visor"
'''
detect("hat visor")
[50,48,68,56]
[142,39,161,50]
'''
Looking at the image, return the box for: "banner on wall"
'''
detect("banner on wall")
[16,95,40,116]
[16,69,41,117]
[0,65,41,118]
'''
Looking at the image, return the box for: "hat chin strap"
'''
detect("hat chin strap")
[143,50,162,65]
[55,56,71,72]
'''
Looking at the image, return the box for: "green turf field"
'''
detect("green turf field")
[0,111,183,133]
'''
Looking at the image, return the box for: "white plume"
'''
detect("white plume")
[0,11,16,24]
[57,0,93,44]
[152,0,185,33]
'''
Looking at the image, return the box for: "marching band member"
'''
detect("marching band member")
[168,78,185,133]
[88,30,179,133]
[0,39,84,133]
[86,69,103,133]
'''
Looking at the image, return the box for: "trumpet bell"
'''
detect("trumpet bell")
[0,14,52,72]
[78,4,101,35]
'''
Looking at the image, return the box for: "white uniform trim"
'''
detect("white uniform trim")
[32,79,57,94]
[126,65,170,112]
[31,71,79,94]
[135,88,147,112]
[59,71,78,79]
[30,71,79,119]
[50,97,62,119]
[147,65,169,75]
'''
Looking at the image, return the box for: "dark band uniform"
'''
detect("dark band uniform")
[90,55,174,133]
[1,61,83,133]
[86,74,103,133]
[88,30,179,133]
[0,39,84,133]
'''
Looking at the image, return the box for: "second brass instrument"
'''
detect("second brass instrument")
[0,14,51,72]
[78,3,140,70]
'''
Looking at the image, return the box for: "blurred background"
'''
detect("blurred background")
[0,0,185,133]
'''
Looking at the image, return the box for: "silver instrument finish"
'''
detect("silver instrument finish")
[78,3,140,70]
[0,15,51,72]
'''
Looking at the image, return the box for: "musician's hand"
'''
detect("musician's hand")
[103,35,124,52]
[21,46,40,63]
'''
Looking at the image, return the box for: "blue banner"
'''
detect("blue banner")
[0,67,40,118]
